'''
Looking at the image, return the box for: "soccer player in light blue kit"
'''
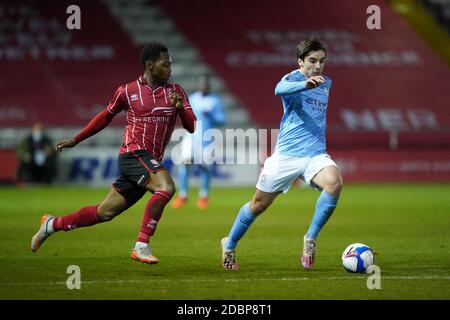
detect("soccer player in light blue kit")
[172,74,226,209]
[221,38,343,270]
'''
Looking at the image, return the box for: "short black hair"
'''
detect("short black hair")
[140,43,168,67]
[296,37,327,60]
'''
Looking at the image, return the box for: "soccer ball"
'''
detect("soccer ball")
[341,243,374,273]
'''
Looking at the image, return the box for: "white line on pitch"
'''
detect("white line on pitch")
[1,275,449,287]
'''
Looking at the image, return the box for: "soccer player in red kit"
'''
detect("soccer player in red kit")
[30,43,196,264]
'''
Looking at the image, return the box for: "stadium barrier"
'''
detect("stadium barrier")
[7,144,446,186]
[56,147,259,187]
[0,149,18,183]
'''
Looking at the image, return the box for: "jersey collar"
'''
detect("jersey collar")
[138,75,168,91]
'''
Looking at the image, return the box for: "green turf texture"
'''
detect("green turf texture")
[0,184,449,299]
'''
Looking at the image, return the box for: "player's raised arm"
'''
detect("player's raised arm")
[274,75,325,96]
[56,85,126,152]
[170,85,196,133]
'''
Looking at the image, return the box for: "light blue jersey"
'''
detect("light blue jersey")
[188,91,226,148]
[274,69,332,157]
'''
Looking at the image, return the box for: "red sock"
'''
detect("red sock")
[137,191,173,243]
[53,205,100,231]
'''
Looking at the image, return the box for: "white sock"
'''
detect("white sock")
[47,218,55,234]
[135,241,148,250]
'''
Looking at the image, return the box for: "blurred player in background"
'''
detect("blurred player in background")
[171,74,226,209]
[16,122,57,184]
[30,43,196,265]
[221,38,343,270]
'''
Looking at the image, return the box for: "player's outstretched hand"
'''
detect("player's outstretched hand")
[306,76,325,89]
[56,139,77,152]
[169,90,183,110]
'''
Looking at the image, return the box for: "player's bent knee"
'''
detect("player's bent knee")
[159,183,176,197]
[324,176,343,196]
[148,179,176,197]
[250,199,270,215]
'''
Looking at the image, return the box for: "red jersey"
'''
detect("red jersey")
[74,76,196,161]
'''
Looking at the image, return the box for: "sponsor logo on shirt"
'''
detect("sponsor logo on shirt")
[306,98,327,112]
[135,116,171,123]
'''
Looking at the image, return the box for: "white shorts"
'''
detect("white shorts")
[179,134,197,163]
[256,152,338,194]
[179,134,214,165]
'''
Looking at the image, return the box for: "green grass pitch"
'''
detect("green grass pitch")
[0,184,449,299]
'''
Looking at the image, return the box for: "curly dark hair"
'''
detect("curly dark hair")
[140,43,168,67]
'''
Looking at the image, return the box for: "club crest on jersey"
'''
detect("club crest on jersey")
[130,94,139,102]
[259,174,266,185]
[322,87,329,95]
[150,159,160,166]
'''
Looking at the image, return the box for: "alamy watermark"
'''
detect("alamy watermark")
[366,5,381,30]
[66,265,81,289]
[66,5,81,30]
[169,122,279,166]
[366,265,381,289]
